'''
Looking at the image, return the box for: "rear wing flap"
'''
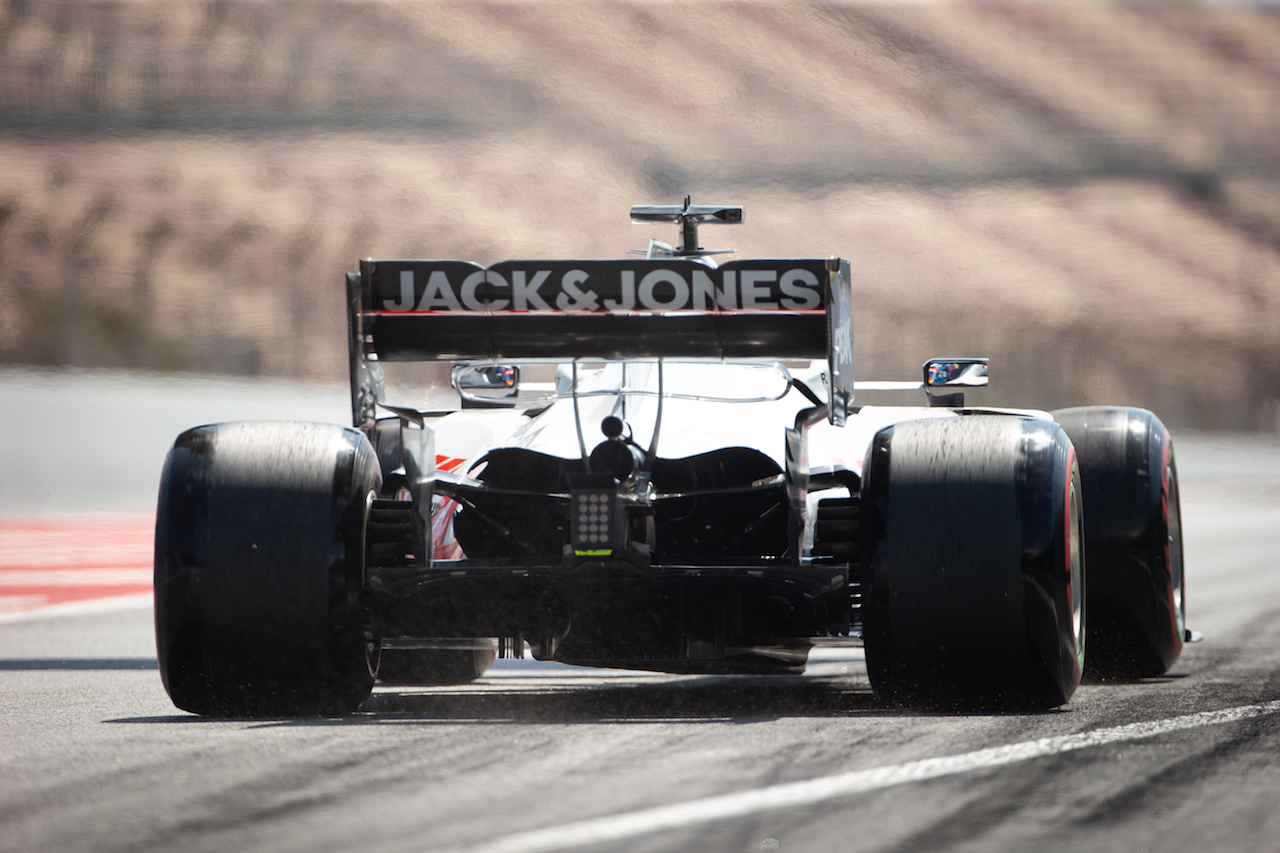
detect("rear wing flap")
[348,257,852,426]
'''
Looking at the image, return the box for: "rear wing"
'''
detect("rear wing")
[347,256,853,426]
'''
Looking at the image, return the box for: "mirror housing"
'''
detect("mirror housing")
[923,358,989,408]
[453,364,521,408]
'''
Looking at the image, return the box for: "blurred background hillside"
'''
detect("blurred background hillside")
[1,0,1279,430]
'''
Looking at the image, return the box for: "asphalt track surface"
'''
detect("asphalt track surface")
[3,370,1280,853]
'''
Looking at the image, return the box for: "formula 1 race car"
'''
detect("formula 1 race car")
[154,200,1189,716]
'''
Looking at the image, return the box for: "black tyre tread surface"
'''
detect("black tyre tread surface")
[871,418,1024,693]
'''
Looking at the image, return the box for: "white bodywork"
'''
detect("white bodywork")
[433,361,1049,476]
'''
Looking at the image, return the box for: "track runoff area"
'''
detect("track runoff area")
[0,516,153,622]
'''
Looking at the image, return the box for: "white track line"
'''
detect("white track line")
[441,699,1280,853]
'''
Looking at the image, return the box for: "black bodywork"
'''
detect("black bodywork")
[366,442,854,675]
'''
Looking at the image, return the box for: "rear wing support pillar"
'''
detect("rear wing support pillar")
[398,412,436,568]
[787,402,829,564]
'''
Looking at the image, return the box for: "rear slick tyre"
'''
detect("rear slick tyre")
[154,421,381,716]
[1053,407,1185,681]
[861,416,1085,710]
